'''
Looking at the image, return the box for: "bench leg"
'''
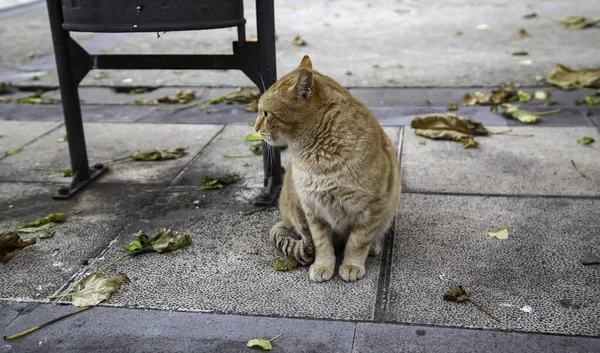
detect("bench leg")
[46,0,107,200]
[253,0,283,206]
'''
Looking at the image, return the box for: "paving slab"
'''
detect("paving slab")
[353,322,600,353]
[21,0,600,88]
[588,108,600,128]
[401,126,600,196]
[70,196,381,321]
[0,120,60,155]
[0,181,161,300]
[1,304,356,353]
[389,193,600,336]
[0,122,223,184]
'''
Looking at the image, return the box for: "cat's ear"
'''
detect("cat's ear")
[298,55,313,69]
[295,68,314,100]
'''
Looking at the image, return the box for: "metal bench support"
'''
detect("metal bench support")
[46,0,282,204]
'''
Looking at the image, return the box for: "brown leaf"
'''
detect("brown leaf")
[462,85,517,106]
[516,28,531,38]
[0,232,37,262]
[546,64,600,90]
[411,113,489,147]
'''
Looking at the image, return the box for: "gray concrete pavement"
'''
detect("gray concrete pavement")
[1,0,600,350]
[1,0,599,87]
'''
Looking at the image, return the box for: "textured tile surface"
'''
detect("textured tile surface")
[389,193,600,336]
[75,198,381,320]
[402,126,600,196]
[0,122,223,184]
[0,182,159,299]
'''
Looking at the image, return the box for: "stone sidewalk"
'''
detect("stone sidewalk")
[1,93,599,352]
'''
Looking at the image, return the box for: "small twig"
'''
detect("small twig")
[269,333,282,342]
[490,129,535,137]
[467,299,500,322]
[3,306,91,341]
[101,155,133,165]
[571,160,586,177]
[243,203,276,216]
[99,253,130,274]
[534,108,561,116]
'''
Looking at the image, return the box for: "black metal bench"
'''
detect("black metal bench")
[46,0,282,205]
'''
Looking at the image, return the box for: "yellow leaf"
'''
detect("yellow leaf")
[488,226,509,239]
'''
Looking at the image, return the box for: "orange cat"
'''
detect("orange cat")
[255,55,401,282]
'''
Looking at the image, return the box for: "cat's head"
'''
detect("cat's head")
[254,55,319,147]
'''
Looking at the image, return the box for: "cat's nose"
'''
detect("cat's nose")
[254,117,263,132]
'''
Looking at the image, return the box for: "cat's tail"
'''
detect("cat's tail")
[270,222,314,266]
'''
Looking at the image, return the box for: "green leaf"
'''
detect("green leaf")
[131,147,188,161]
[4,148,22,157]
[447,103,459,111]
[576,96,600,106]
[499,104,540,124]
[559,16,600,29]
[13,213,67,233]
[443,285,471,302]
[249,143,263,155]
[517,90,532,102]
[123,229,192,256]
[201,173,240,190]
[245,132,262,141]
[273,258,298,272]
[247,339,272,351]
[71,273,128,307]
[462,85,517,106]
[16,222,56,234]
[488,226,509,239]
[577,136,595,145]
[247,334,281,351]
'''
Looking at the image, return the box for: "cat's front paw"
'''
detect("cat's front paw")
[309,263,334,283]
[339,264,365,282]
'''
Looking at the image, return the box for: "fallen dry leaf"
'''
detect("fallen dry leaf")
[410,113,490,148]
[292,35,307,46]
[0,97,12,103]
[0,81,15,94]
[546,64,600,90]
[447,103,459,111]
[0,232,37,262]
[12,213,68,234]
[273,258,298,271]
[518,90,532,102]
[71,273,128,307]
[201,173,240,190]
[444,285,471,302]
[560,16,600,29]
[94,71,108,80]
[488,226,509,239]
[123,229,191,256]
[499,104,550,124]
[157,90,196,104]
[463,85,517,106]
[131,147,188,161]
[516,28,531,38]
